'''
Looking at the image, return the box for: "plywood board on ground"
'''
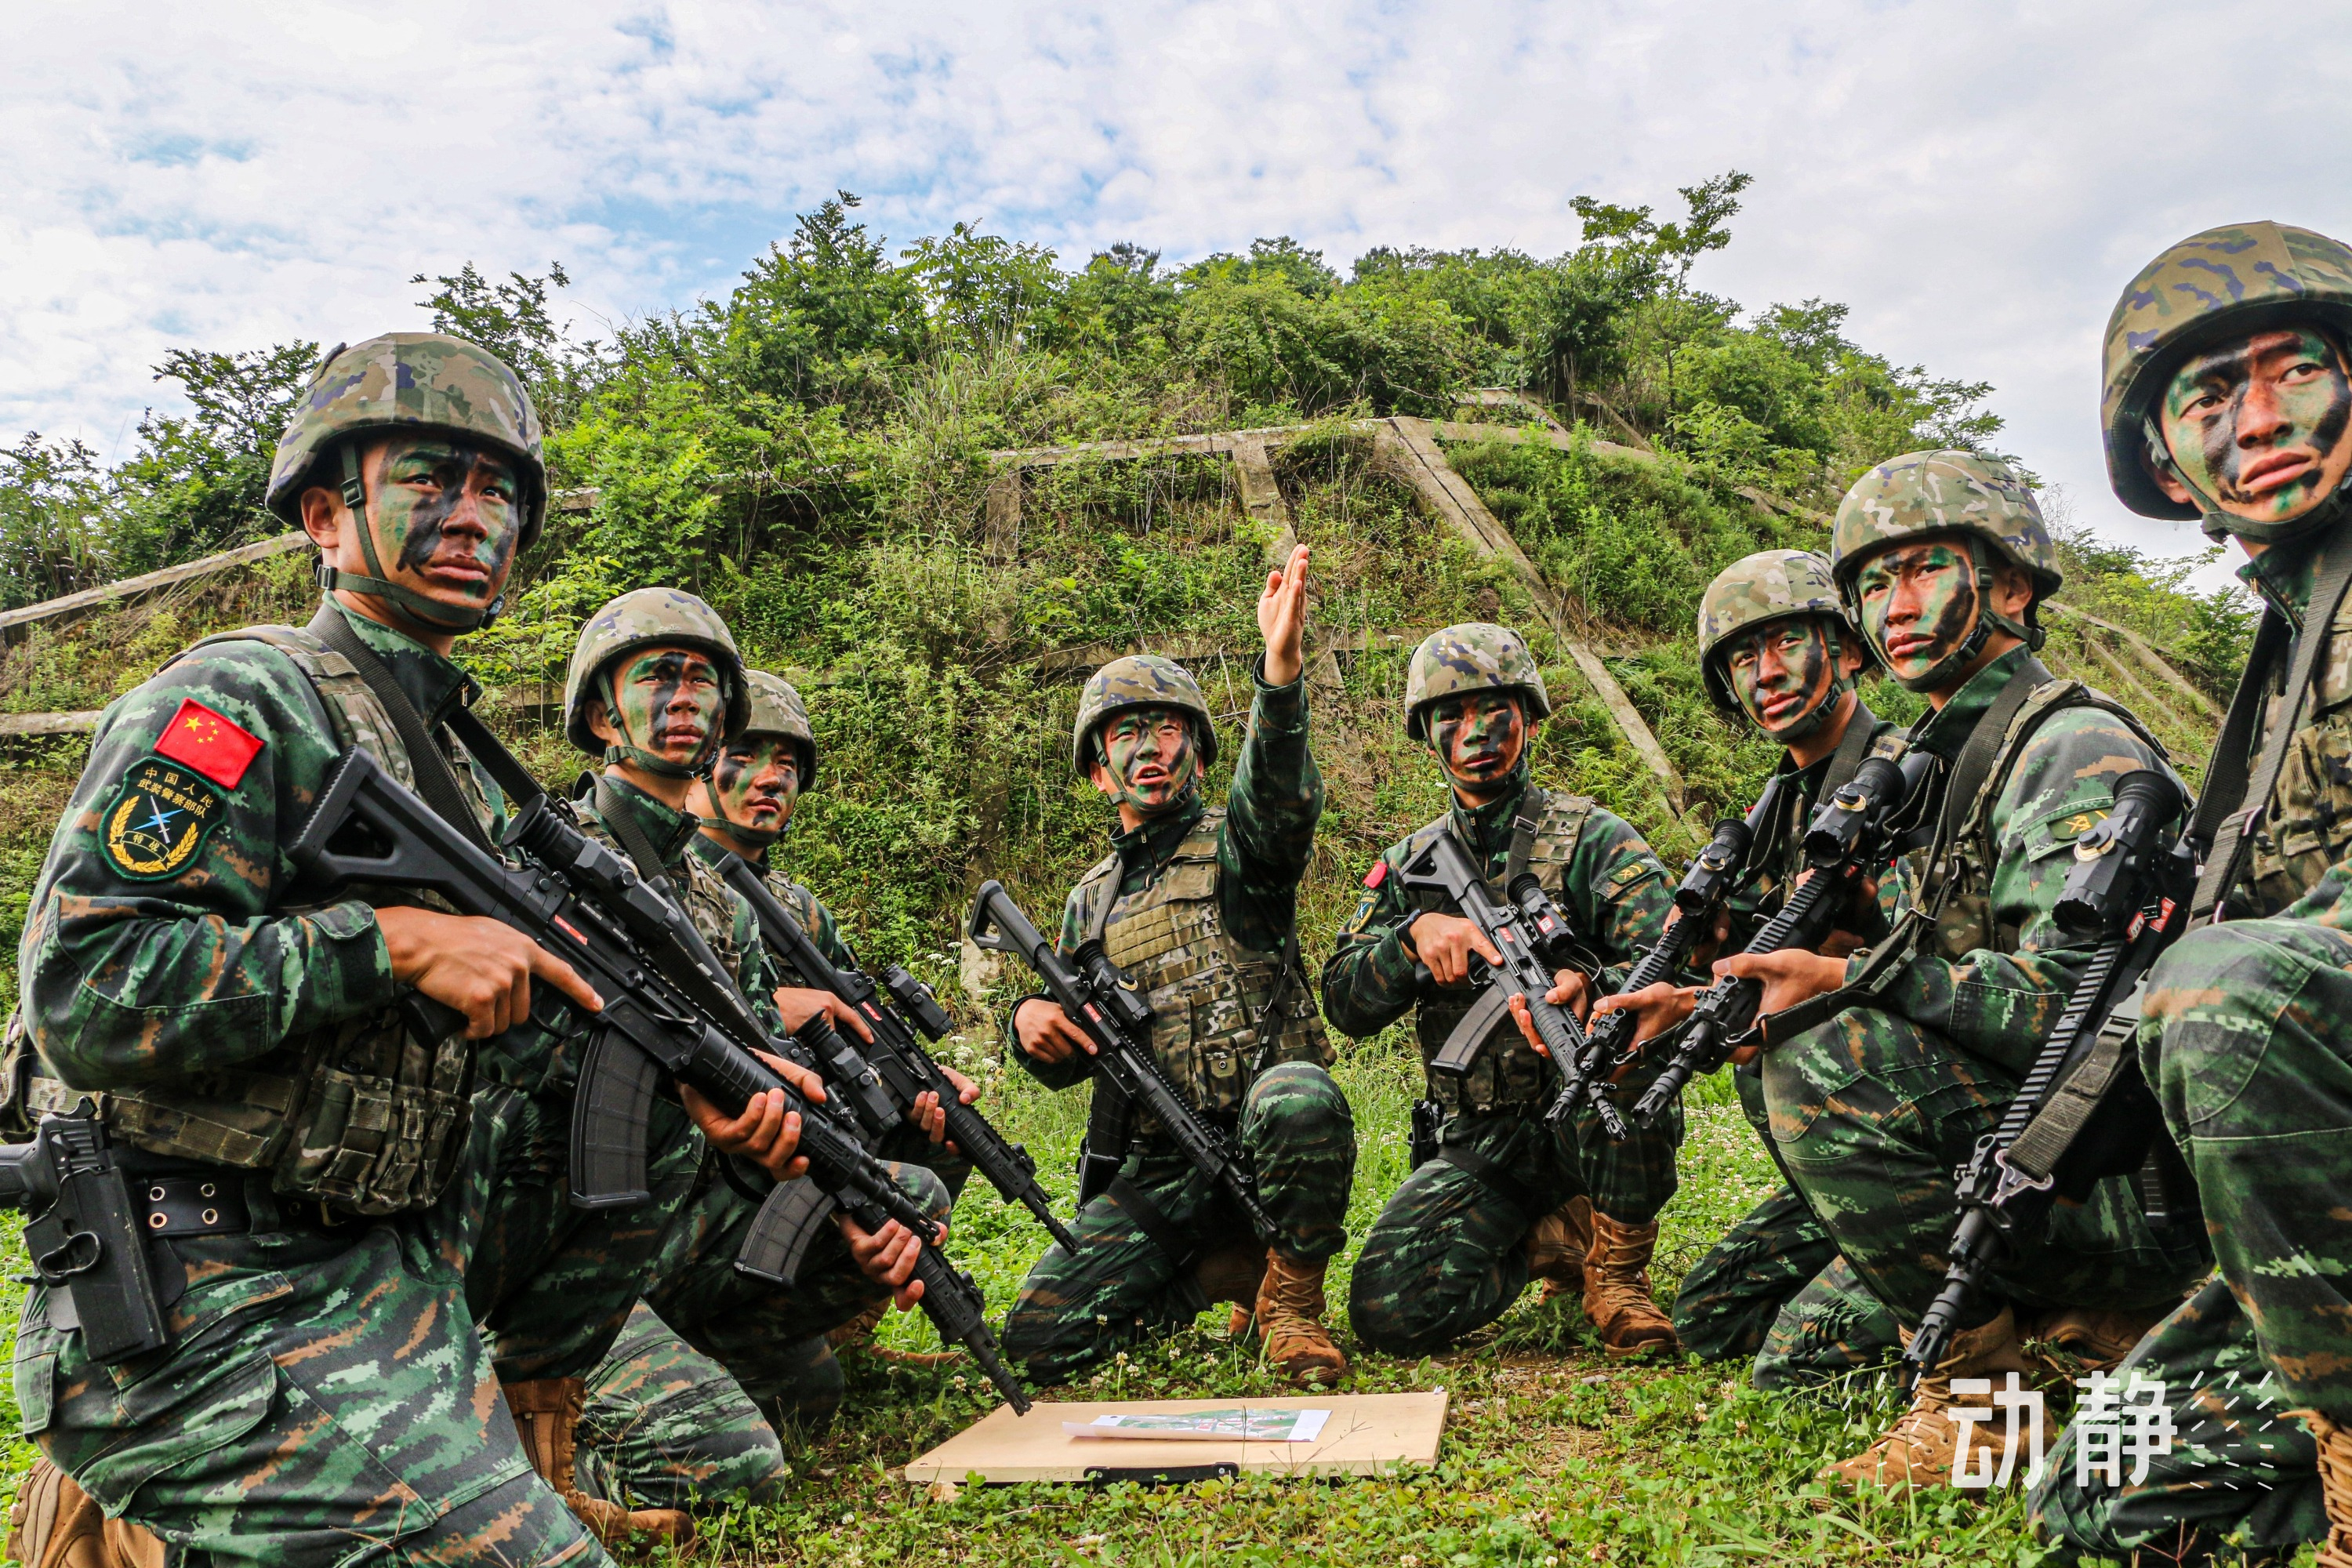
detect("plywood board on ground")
[904,1392,1447,1486]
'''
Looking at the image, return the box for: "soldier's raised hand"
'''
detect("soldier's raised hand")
[1258,542,1311,687]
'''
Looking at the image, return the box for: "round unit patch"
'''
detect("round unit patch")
[102,758,227,880]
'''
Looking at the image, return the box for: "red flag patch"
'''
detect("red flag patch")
[151,699,265,789]
[1364,861,1388,889]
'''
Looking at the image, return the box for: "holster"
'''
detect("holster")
[1077,1075,1133,1208]
[1409,1099,1443,1171]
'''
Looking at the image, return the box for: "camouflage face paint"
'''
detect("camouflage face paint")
[1097,705,1198,812]
[370,434,524,605]
[1427,691,1526,793]
[1724,618,1836,738]
[1854,541,1979,686]
[713,735,800,835]
[2158,328,2352,529]
[605,648,723,767]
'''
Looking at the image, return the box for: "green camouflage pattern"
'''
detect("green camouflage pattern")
[562,587,749,757]
[2103,222,2352,521]
[742,668,818,785]
[1828,449,2063,605]
[1696,550,1850,717]
[1001,1062,1354,1383]
[1402,622,1552,741]
[265,332,548,539]
[1071,653,1218,773]
[2227,543,2352,917]
[576,1305,793,1512]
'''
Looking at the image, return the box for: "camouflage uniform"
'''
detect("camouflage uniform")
[1668,551,1904,1387]
[6,336,616,1565]
[1000,657,1348,1385]
[2034,223,2352,1562]
[576,1305,792,1512]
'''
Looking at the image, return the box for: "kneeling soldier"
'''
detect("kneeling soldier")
[1000,545,1355,1387]
[1331,623,1684,1359]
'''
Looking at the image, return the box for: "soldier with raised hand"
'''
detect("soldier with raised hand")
[1726,452,2209,1491]
[1330,624,1684,1360]
[2,336,820,1568]
[999,543,1354,1388]
[1623,551,1903,1387]
[2030,223,2352,1566]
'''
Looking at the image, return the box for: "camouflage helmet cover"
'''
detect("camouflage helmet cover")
[1829,449,2063,601]
[562,587,750,758]
[266,332,548,543]
[1072,655,1218,775]
[1696,550,1861,716]
[1403,623,1553,742]
[740,669,818,787]
[2100,222,2352,522]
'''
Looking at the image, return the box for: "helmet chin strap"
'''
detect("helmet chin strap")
[2143,413,2352,546]
[321,442,505,633]
[1875,539,2036,694]
[708,795,784,852]
[1765,636,1855,744]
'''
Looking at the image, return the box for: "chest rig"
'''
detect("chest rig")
[1403,788,1596,1116]
[1072,807,1327,1135]
[28,622,488,1216]
[578,775,753,989]
[2222,539,2352,918]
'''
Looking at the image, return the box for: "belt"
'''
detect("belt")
[117,1156,368,1238]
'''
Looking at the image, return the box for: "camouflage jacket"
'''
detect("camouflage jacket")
[2225,539,2352,920]
[1014,667,1323,1094]
[1859,647,2176,1076]
[683,834,856,983]
[1724,706,1906,949]
[1321,770,1672,1110]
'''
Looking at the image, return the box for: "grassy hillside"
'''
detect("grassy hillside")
[0,180,2265,1565]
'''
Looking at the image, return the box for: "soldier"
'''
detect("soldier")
[1636,551,1904,1387]
[2,336,820,1568]
[999,544,1354,1388]
[1331,623,1685,1360]
[1721,451,2209,1489]
[2031,223,2352,1565]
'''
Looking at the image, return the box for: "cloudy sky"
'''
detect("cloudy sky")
[8,0,2351,564]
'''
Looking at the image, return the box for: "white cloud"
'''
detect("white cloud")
[7,0,2352,567]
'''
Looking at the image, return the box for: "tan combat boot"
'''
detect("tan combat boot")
[6,1459,165,1568]
[1581,1210,1679,1358]
[506,1377,696,1549]
[2292,1408,2352,1567]
[1525,1195,1594,1305]
[2022,1304,2166,1372]
[1820,1305,2034,1492]
[1185,1237,1270,1336]
[827,1298,965,1367]
[1240,1249,1348,1387]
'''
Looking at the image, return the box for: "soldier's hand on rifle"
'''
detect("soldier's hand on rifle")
[1014,997,1097,1064]
[771,985,875,1044]
[909,1066,982,1149]
[1259,541,1311,688]
[681,1050,825,1180]
[378,906,603,1039]
[1505,967,1595,1056]
[1405,912,1503,986]
[1712,949,1849,1062]
[840,1212,937,1310]
[1588,982,1700,1049]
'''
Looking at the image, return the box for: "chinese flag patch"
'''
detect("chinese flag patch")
[151,699,265,789]
[1364,861,1388,889]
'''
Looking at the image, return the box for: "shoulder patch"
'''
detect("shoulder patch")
[1607,858,1655,889]
[101,758,227,880]
[151,698,265,789]
[1364,861,1388,889]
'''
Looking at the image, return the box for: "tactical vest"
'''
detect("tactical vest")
[759,872,828,987]
[1400,789,1597,1116]
[579,778,752,989]
[2242,582,2352,915]
[1072,808,1327,1127]
[26,625,485,1215]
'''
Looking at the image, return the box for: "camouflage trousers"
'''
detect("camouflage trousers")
[11,1093,617,1567]
[576,1304,792,1512]
[1762,1004,2209,1329]
[1672,1064,1900,1388]
[1001,1062,1355,1385]
[2032,916,2352,1560]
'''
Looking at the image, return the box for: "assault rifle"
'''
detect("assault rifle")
[0,1100,170,1363]
[967,880,1278,1241]
[1545,775,1788,1134]
[1396,829,1602,1090]
[1905,770,2193,1385]
[289,749,1031,1414]
[713,849,1080,1253]
[1628,746,1935,1127]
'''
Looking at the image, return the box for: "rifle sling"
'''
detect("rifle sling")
[1434,1141,1544,1219]
[2003,997,2140,1183]
[1822,699,1881,799]
[1104,1172,1200,1272]
[2188,532,2352,924]
[307,605,499,858]
[591,775,684,890]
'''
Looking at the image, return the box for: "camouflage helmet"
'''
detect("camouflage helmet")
[2102,222,2352,536]
[1696,550,1858,718]
[1830,450,2060,691]
[1403,623,1552,742]
[1072,655,1218,775]
[562,587,750,768]
[267,333,548,634]
[740,669,818,788]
